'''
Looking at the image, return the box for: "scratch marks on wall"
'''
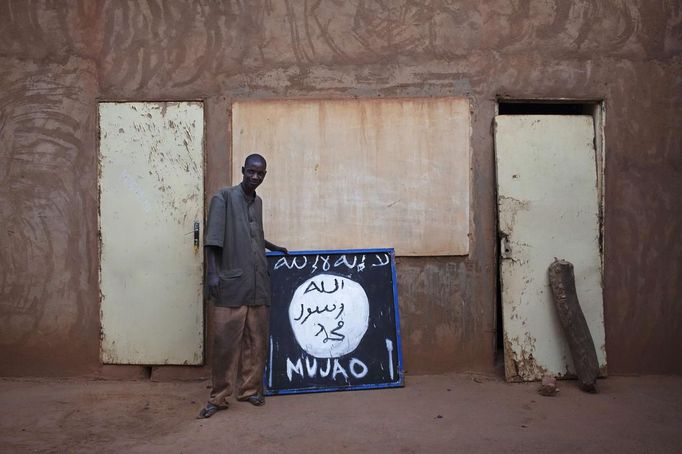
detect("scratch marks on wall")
[278,0,657,64]
[0,0,103,61]
[0,60,98,351]
[100,0,266,92]
[90,0,672,94]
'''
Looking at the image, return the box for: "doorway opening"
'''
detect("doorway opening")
[498,101,597,116]
[493,99,605,376]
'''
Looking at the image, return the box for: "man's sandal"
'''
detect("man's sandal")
[246,394,265,406]
[196,403,225,419]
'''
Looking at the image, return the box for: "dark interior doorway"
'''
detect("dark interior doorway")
[498,102,595,116]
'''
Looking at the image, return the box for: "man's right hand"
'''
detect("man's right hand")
[207,272,220,298]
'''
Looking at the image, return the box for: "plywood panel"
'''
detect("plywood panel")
[495,115,606,381]
[99,102,204,365]
[232,98,470,256]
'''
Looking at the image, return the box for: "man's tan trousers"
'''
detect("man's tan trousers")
[208,305,269,407]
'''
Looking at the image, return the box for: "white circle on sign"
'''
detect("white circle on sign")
[288,274,369,358]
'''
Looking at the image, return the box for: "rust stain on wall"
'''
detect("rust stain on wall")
[1,0,681,376]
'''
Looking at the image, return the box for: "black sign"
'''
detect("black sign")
[265,248,404,395]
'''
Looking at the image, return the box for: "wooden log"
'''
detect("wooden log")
[548,259,599,393]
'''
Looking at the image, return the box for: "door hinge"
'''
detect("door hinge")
[500,233,512,259]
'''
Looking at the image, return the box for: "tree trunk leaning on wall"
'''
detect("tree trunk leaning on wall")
[548,259,599,393]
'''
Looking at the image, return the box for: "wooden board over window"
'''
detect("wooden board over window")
[231,98,470,256]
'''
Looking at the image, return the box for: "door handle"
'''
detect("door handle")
[193,222,200,247]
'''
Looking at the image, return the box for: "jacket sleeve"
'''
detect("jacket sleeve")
[204,193,226,248]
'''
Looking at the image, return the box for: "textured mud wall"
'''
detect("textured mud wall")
[1,0,680,376]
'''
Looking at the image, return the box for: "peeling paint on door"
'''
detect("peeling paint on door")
[99,102,204,365]
[495,115,606,382]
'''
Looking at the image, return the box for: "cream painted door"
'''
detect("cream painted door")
[495,115,606,382]
[99,102,204,365]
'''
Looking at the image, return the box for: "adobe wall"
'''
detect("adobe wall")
[1,1,680,376]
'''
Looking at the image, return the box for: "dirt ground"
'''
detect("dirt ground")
[1,373,681,454]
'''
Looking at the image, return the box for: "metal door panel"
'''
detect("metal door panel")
[99,102,204,365]
[495,115,606,381]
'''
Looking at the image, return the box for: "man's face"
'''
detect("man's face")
[241,159,267,191]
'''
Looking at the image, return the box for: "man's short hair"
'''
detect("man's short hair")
[245,154,266,167]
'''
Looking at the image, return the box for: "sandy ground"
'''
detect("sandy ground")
[1,374,681,454]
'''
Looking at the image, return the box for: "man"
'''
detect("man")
[198,154,287,419]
